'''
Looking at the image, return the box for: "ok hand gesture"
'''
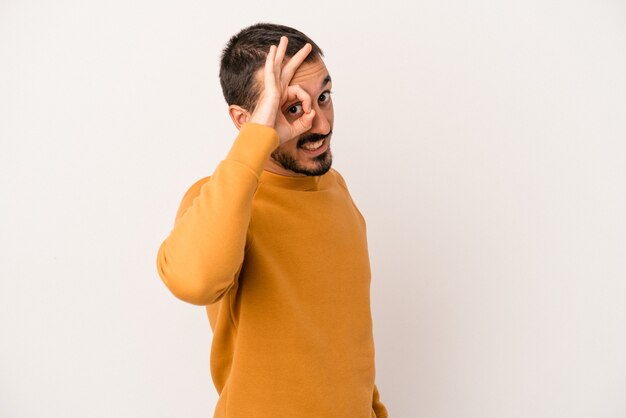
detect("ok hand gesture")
[248,36,316,145]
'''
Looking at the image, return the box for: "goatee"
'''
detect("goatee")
[270,131,333,176]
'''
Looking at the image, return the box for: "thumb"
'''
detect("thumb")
[293,109,315,136]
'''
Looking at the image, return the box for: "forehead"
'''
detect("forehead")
[255,58,331,90]
[289,58,330,86]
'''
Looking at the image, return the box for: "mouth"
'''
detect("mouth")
[299,137,329,156]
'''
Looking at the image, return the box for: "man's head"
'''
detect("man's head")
[219,23,334,176]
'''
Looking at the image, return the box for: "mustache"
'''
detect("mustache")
[298,130,332,148]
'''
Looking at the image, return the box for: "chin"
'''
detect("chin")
[271,142,333,176]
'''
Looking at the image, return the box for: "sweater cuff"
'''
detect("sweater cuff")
[225,122,280,178]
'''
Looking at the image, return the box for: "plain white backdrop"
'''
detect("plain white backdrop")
[1,0,625,417]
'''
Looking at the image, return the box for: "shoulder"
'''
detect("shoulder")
[329,168,349,191]
[174,175,211,222]
[328,168,366,224]
[183,176,211,200]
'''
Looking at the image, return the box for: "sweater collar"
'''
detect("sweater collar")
[259,169,330,191]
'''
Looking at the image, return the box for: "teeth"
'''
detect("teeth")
[302,139,324,151]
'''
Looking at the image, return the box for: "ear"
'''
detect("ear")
[228,105,251,130]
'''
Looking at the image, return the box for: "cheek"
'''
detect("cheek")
[280,138,301,152]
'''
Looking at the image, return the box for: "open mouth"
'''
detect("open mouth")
[299,137,328,156]
[300,138,325,151]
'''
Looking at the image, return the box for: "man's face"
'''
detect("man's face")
[256,58,334,176]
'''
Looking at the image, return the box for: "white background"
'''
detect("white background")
[1,0,625,417]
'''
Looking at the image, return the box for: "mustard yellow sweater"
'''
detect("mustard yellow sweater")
[156,122,389,417]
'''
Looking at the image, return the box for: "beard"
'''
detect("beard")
[270,130,333,176]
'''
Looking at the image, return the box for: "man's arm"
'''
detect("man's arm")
[373,383,389,418]
[333,172,389,417]
[156,37,316,306]
[155,122,278,305]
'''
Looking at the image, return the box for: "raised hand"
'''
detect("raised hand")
[248,36,316,144]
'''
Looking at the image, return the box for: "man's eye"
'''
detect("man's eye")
[287,104,303,115]
[319,90,332,103]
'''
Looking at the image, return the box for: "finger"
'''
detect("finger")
[264,44,277,92]
[274,36,287,76]
[285,84,312,114]
[280,43,313,86]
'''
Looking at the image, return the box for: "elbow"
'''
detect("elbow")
[156,242,235,306]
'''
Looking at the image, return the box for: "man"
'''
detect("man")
[156,22,389,418]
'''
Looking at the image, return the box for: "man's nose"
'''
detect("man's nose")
[310,104,330,134]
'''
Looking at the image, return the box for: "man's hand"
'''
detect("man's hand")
[248,36,316,145]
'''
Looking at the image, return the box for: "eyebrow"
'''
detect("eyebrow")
[321,74,332,89]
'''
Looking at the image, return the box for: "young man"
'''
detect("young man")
[156,23,389,418]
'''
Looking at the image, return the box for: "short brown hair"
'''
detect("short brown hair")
[219,23,324,112]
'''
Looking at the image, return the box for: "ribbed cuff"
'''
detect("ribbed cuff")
[225,122,279,178]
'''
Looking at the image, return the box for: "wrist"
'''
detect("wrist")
[248,98,279,128]
[248,114,275,128]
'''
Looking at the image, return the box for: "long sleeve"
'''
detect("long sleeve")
[155,122,279,305]
[372,383,389,417]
